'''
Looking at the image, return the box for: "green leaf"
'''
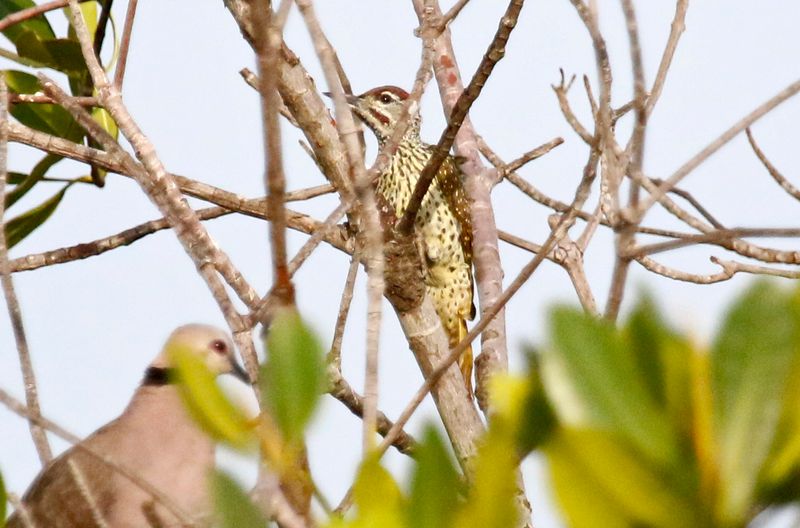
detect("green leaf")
[544,307,678,467]
[14,32,88,75]
[212,470,267,528]
[711,281,800,522]
[0,0,56,45]
[5,154,62,210]
[261,310,325,442]
[5,70,83,141]
[169,344,254,449]
[4,184,69,248]
[352,455,405,528]
[543,428,701,528]
[408,426,461,528]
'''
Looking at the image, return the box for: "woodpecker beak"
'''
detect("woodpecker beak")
[322,91,359,107]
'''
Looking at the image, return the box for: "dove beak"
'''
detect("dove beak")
[230,359,251,384]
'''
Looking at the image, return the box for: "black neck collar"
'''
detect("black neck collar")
[142,366,175,386]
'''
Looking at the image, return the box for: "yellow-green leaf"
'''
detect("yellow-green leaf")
[352,455,405,528]
[543,428,700,528]
[4,184,69,248]
[169,344,253,449]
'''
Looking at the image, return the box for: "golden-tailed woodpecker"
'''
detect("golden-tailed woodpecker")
[343,86,475,396]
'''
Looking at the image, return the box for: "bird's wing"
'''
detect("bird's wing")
[435,156,476,320]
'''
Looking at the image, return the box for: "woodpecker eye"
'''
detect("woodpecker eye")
[211,339,228,354]
[379,93,393,104]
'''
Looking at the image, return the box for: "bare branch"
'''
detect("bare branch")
[637,78,800,215]
[746,127,800,201]
[397,0,525,234]
[645,0,688,117]
[0,74,53,464]
[114,0,139,89]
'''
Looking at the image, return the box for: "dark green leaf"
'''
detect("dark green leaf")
[212,471,266,528]
[711,281,800,521]
[5,154,62,209]
[546,307,678,467]
[408,426,461,528]
[0,0,55,45]
[518,349,557,455]
[261,309,325,442]
[4,184,69,248]
[6,172,27,185]
[6,70,83,141]
[624,295,693,436]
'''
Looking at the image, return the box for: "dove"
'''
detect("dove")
[5,324,250,528]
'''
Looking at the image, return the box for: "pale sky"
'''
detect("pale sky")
[2,2,799,526]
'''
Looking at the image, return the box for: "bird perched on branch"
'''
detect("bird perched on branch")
[6,324,250,528]
[340,86,476,396]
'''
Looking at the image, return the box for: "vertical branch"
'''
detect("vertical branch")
[114,0,139,89]
[294,0,385,453]
[0,74,53,464]
[253,0,294,306]
[606,0,646,320]
[645,0,688,117]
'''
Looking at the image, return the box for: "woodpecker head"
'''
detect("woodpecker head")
[328,86,420,143]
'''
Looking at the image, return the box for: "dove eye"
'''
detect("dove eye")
[211,339,228,354]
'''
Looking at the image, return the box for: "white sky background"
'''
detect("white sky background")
[1,1,799,526]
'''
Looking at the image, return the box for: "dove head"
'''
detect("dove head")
[149,324,250,383]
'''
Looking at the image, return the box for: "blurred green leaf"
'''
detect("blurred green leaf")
[261,310,325,442]
[711,281,800,521]
[0,470,6,528]
[518,350,557,455]
[546,307,678,467]
[4,183,69,248]
[544,428,701,528]
[5,70,83,141]
[624,295,694,438]
[5,154,62,209]
[453,422,518,528]
[212,470,266,528]
[0,0,56,45]
[169,344,254,449]
[352,455,405,528]
[408,426,461,528]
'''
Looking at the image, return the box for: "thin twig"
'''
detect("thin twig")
[746,127,800,201]
[327,252,359,369]
[637,79,800,215]
[68,459,110,528]
[498,137,564,178]
[252,2,294,307]
[645,0,688,117]
[0,0,89,32]
[114,0,138,89]
[0,74,53,464]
